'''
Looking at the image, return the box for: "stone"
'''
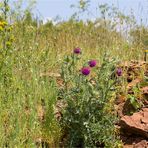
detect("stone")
[120,108,148,138]
[133,140,148,148]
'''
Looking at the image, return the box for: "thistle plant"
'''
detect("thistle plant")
[59,49,122,147]
[88,60,97,67]
[116,68,122,77]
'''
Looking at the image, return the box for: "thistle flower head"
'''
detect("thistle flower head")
[74,47,81,54]
[116,68,122,76]
[88,60,97,67]
[81,67,90,76]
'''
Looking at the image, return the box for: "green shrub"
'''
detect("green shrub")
[59,50,122,147]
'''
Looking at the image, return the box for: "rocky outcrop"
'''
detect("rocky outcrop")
[120,108,148,138]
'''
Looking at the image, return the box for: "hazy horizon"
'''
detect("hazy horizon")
[33,0,148,25]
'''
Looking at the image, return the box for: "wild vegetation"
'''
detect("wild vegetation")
[0,0,147,147]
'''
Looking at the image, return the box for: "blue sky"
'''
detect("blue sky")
[34,0,147,24]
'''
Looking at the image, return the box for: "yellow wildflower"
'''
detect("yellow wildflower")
[6,41,11,47]
[0,21,7,27]
[0,26,3,31]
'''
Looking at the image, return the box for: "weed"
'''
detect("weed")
[60,51,121,147]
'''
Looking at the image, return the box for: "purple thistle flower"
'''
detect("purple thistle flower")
[116,68,122,76]
[88,60,97,67]
[74,47,81,54]
[81,67,90,76]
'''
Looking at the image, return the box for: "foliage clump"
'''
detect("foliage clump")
[59,49,122,147]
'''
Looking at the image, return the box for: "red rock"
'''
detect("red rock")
[133,140,148,148]
[120,108,148,138]
[141,108,148,124]
[123,145,133,148]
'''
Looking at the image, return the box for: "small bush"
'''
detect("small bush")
[59,49,122,147]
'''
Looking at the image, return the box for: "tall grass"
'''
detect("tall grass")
[0,1,61,147]
[11,1,146,68]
